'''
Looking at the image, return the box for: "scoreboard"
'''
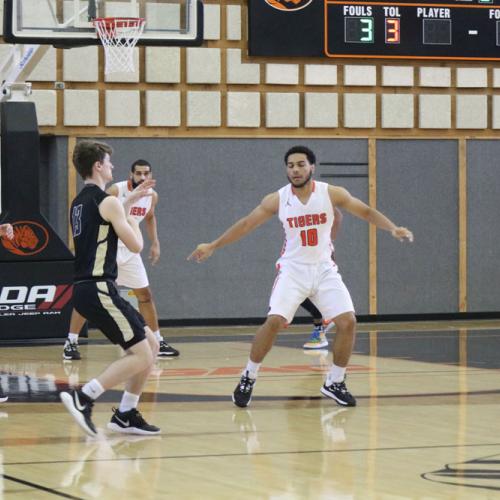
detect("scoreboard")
[326,0,500,59]
[249,0,500,60]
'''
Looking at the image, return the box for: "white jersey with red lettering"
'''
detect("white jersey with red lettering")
[278,181,334,265]
[113,180,152,289]
[115,180,152,248]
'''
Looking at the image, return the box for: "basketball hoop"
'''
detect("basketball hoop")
[93,17,145,75]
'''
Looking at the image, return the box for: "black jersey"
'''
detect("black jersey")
[70,184,118,282]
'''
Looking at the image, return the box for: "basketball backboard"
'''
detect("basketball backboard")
[4,0,203,46]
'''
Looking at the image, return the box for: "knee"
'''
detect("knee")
[136,347,154,368]
[142,330,159,365]
[266,315,287,333]
[135,288,153,304]
[149,337,160,359]
[334,312,356,333]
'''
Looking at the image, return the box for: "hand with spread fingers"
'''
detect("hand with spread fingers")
[123,179,156,210]
[188,243,216,263]
[0,223,14,240]
[391,227,413,242]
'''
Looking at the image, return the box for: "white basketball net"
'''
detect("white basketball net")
[94,18,145,74]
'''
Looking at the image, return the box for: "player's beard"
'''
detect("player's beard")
[288,170,313,189]
[131,179,144,189]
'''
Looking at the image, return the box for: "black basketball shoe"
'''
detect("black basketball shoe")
[320,379,357,407]
[107,408,161,435]
[0,388,7,403]
[60,389,97,436]
[63,341,81,361]
[232,371,256,408]
[157,340,180,358]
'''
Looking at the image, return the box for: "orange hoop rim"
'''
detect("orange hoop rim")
[93,17,145,29]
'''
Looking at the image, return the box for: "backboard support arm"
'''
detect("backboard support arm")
[0,44,49,102]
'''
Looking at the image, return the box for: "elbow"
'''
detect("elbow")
[365,207,376,221]
[130,242,143,254]
[126,239,143,254]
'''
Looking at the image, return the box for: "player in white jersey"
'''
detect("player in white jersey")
[189,145,413,408]
[62,160,179,360]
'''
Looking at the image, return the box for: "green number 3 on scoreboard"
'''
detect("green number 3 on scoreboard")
[360,18,374,42]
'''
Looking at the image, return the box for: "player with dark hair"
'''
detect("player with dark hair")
[60,140,161,436]
[189,145,413,408]
[63,158,179,360]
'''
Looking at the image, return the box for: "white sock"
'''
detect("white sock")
[68,333,79,344]
[119,391,140,413]
[81,379,105,400]
[324,322,335,334]
[244,359,261,379]
[326,364,346,385]
[153,330,163,342]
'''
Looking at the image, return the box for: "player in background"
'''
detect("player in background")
[63,159,179,361]
[302,207,342,350]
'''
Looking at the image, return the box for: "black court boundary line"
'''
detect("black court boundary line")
[4,324,500,347]
[421,449,500,492]
[2,371,498,404]
[131,387,500,403]
[3,474,84,499]
[157,312,500,327]
[5,441,500,468]
[421,475,500,493]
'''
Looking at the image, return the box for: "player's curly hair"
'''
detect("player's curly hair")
[284,146,316,166]
[131,159,152,172]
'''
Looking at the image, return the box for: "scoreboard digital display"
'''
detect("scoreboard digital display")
[325,0,500,59]
[248,0,500,61]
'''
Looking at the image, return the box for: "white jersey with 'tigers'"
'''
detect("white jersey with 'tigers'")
[115,180,152,249]
[278,181,334,265]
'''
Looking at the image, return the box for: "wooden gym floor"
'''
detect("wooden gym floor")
[1,320,500,499]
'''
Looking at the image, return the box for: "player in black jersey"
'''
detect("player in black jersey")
[60,140,161,436]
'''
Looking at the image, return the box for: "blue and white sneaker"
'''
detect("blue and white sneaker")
[303,325,328,349]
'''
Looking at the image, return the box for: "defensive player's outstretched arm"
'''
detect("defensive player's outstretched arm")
[330,185,413,242]
[188,192,279,263]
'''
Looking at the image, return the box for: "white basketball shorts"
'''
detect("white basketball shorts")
[116,246,149,289]
[268,260,354,324]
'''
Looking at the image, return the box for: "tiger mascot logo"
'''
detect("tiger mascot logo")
[0,221,49,256]
[265,0,314,12]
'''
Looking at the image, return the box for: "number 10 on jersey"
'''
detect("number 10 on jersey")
[300,228,318,247]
